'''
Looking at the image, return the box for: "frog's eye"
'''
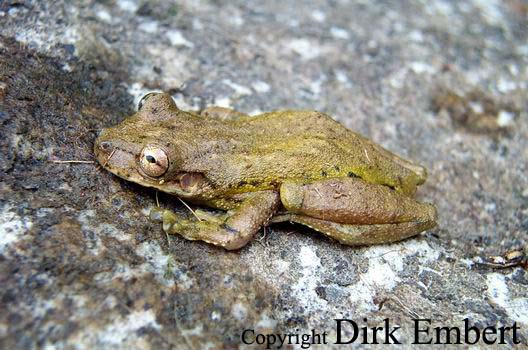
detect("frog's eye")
[139,145,169,177]
[138,92,161,111]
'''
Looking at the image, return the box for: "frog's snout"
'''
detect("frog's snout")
[96,141,113,159]
[94,136,133,171]
[98,140,112,151]
[94,133,115,166]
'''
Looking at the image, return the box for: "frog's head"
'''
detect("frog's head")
[94,92,210,198]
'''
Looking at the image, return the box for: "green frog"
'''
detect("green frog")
[94,92,437,250]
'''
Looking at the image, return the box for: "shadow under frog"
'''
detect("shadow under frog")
[94,93,437,250]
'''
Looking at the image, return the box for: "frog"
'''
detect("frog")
[94,92,437,250]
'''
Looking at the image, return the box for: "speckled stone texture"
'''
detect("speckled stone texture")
[0,0,527,349]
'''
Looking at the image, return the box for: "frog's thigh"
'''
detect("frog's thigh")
[278,177,437,245]
[200,106,249,120]
[152,190,279,250]
[280,177,436,225]
[281,215,435,246]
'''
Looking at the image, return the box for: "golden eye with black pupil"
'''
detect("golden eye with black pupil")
[139,145,169,177]
[138,92,161,111]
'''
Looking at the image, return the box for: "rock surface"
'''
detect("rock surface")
[0,0,527,348]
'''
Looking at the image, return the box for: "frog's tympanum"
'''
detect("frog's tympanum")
[95,93,437,250]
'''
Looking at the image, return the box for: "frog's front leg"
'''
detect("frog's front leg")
[151,191,279,250]
[276,177,437,246]
[200,106,249,120]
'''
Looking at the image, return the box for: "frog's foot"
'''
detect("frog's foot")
[149,207,165,222]
[200,106,249,121]
[278,177,437,246]
[149,191,280,250]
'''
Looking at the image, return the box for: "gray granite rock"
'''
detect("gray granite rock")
[0,0,527,348]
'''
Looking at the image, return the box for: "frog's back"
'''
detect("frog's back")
[242,110,347,137]
[218,110,427,195]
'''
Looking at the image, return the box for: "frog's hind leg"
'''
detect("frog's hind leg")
[200,106,249,120]
[277,177,437,246]
[272,214,435,246]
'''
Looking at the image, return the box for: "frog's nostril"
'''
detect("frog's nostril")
[100,141,112,151]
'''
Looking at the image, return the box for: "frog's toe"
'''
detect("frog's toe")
[161,210,179,232]
[149,207,164,222]
[149,208,179,232]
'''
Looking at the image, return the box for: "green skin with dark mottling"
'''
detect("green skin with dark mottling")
[94,93,437,250]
